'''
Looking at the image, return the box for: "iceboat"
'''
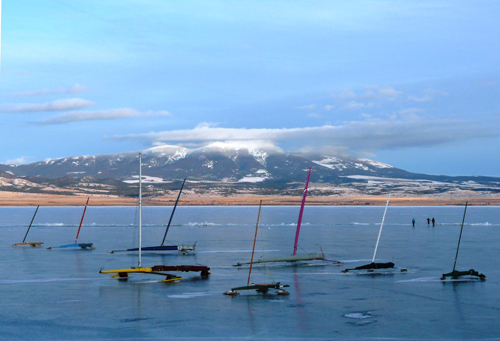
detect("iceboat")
[234,166,339,267]
[441,202,486,282]
[100,152,209,282]
[342,194,406,274]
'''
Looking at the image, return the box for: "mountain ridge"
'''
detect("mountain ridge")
[1,143,499,198]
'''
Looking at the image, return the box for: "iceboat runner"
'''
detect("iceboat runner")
[13,205,43,247]
[47,197,94,250]
[109,178,196,255]
[234,166,339,267]
[100,152,210,282]
[441,202,486,282]
[224,200,290,296]
[342,194,406,274]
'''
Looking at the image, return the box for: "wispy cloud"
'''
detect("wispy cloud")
[297,104,316,110]
[108,117,499,154]
[35,108,171,125]
[408,88,449,102]
[2,84,87,97]
[333,89,356,100]
[0,98,95,113]
[339,101,374,111]
[365,86,402,100]
[408,94,433,102]
[333,86,402,103]
[6,157,29,165]
[395,108,424,118]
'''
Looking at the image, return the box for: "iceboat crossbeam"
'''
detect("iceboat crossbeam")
[100,265,210,279]
[229,282,290,293]
[151,265,211,278]
[234,253,325,267]
[441,269,486,281]
[109,244,196,254]
[13,242,43,247]
[47,243,94,250]
[342,262,395,273]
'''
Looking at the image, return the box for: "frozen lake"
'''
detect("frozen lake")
[1,205,499,340]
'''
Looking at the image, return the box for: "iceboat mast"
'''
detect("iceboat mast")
[372,194,390,263]
[293,166,312,255]
[22,205,39,243]
[248,200,262,285]
[75,197,89,244]
[161,178,186,246]
[138,152,142,267]
[452,201,467,272]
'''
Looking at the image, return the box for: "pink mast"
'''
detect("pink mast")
[293,166,312,255]
[75,197,90,243]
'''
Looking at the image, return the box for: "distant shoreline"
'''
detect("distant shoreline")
[0,191,498,206]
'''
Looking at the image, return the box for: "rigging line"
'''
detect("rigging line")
[298,244,309,254]
[265,264,275,283]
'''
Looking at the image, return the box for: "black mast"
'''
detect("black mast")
[452,201,468,272]
[161,178,186,246]
[22,206,39,243]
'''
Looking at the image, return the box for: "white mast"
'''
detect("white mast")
[138,152,142,267]
[372,194,390,263]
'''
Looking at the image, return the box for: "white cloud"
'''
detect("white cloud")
[408,88,449,102]
[308,113,322,118]
[35,108,171,125]
[0,98,95,113]
[340,101,374,111]
[324,105,334,111]
[108,117,499,155]
[334,86,402,103]
[397,108,424,116]
[425,88,449,97]
[2,84,88,97]
[408,94,433,102]
[297,104,316,110]
[363,86,402,100]
[196,122,219,129]
[333,89,356,100]
[478,81,498,88]
[6,157,29,165]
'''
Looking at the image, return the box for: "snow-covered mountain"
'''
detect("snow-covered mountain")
[0,143,409,182]
[1,143,499,197]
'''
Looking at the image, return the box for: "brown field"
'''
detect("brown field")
[0,191,498,206]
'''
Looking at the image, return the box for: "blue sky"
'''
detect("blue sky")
[1,1,499,176]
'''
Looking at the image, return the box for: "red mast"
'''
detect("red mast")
[293,166,312,255]
[75,197,90,243]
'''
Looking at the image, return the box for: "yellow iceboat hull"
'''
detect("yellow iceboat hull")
[100,267,183,282]
[13,242,43,247]
[100,267,152,274]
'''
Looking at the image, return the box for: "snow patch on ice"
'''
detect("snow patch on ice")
[238,176,267,183]
[344,312,373,319]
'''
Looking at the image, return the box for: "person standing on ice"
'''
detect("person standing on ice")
[412,218,415,227]
[427,218,430,225]
[432,217,435,226]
